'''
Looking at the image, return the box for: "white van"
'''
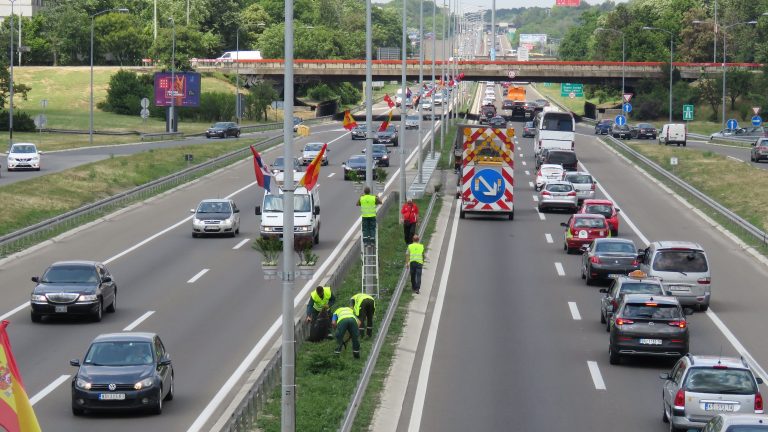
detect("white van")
[533,111,575,157]
[256,172,320,244]
[659,123,687,146]
[216,51,262,62]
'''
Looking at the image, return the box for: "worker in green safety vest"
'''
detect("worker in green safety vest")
[333,305,362,358]
[351,293,376,338]
[356,186,382,245]
[306,286,335,323]
[406,234,426,294]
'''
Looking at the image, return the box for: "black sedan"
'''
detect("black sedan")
[522,121,536,138]
[373,125,399,146]
[488,115,507,128]
[363,144,391,167]
[631,123,657,139]
[30,261,117,322]
[595,119,613,135]
[609,294,689,365]
[71,332,174,415]
[580,238,639,285]
[205,121,240,138]
[611,124,632,139]
[351,124,367,140]
[343,155,372,180]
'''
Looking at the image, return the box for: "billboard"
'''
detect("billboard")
[555,0,580,6]
[154,72,202,107]
[519,34,548,45]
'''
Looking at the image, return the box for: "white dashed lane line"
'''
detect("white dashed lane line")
[532,196,539,202]
[30,375,71,406]
[233,238,251,250]
[187,269,209,284]
[535,207,545,221]
[568,302,582,320]
[545,233,553,243]
[328,172,336,177]
[555,262,565,276]
[525,170,530,175]
[587,361,606,390]
[123,311,156,331]
[522,161,527,166]
[528,181,534,188]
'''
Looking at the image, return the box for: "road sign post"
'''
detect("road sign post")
[561,83,583,98]
[614,115,626,126]
[752,115,762,127]
[683,104,694,121]
[727,119,739,130]
[622,103,632,114]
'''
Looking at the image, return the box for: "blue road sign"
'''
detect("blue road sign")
[727,119,739,130]
[752,115,763,127]
[472,169,505,204]
[615,115,626,126]
[622,103,632,113]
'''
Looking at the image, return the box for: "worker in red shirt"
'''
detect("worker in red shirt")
[400,197,419,245]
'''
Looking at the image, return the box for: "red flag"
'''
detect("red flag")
[383,94,395,109]
[343,110,358,131]
[298,143,327,191]
[0,321,41,432]
[378,110,393,132]
[250,146,276,194]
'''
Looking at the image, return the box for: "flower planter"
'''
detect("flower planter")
[376,182,386,193]
[353,182,364,193]
[262,263,278,280]
[296,265,316,279]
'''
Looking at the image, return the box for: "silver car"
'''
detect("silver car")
[661,355,765,431]
[191,199,241,238]
[563,171,595,203]
[301,142,328,166]
[702,413,768,431]
[405,114,420,129]
[639,241,712,311]
[537,181,578,213]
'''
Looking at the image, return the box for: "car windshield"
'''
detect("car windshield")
[41,265,99,284]
[548,153,577,164]
[685,368,757,395]
[595,242,635,253]
[525,122,534,128]
[599,120,613,125]
[305,143,324,151]
[212,122,229,128]
[348,156,366,165]
[385,126,397,133]
[262,195,311,212]
[407,115,419,121]
[197,201,231,213]
[84,341,154,366]
[11,144,36,153]
[585,204,613,218]
[541,113,574,131]
[565,174,592,184]
[638,123,654,128]
[546,184,572,193]
[653,250,708,272]
[621,303,681,319]
[615,125,630,131]
[618,282,664,295]
[573,218,606,228]
[372,145,387,154]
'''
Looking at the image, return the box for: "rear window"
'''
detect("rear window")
[652,250,708,272]
[541,113,574,132]
[618,282,664,295]
[621,303,681,319]
[565,174,592,184]
[547,152,577,164]
[725,427,768,431]
[684,368,757,395]
[585,204,613,218]
[502,101,514,109]
[546,184,573,193]
[573,218,606,228]
[595,242,635,253]
[541,167,563,175]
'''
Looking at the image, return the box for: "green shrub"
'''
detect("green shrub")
[180,92,236,122]
[307,83,336,101]
[0,110,36,132]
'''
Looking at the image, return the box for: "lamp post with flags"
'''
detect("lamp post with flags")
[399,0,407,207]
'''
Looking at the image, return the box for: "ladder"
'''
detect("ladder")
[361,224,380,298]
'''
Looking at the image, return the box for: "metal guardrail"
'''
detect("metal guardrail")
[0,134,283,258]
[605,135,768,245]
[687,132,755,144]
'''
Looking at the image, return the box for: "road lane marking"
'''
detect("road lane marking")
[328,172,336,178]
[233,238,251,250]
[522,161,527,166]
[187,269,209,284]
[536,207,546,220]
[545,233,553,243]
[568,302,582,320]
[532,196,539,202]
[519,153,524,158]
[123,311,155,331]
[727,155,743,163]
[525,170,530,175]
[30,375,70,406]
[528,181,534,188]
[0,302,30,322]
[408,200,461,432]
[587,361,606,390]
[555,262,565,276]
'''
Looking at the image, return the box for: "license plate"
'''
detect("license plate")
[668,285,690,292]
[55,306,67,313]
[98,393,126,400]
[608,274,622,278]
[639,338,662,345]
[704,403,736,412]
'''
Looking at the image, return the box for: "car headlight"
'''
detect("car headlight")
[134,378,153,390]
[31,294,46,302]
[78,294,98,302]
[223,218,232,225]
[263,227,274,232]
[7,157,15,162]
[297,226,312,232]
[76,378,92,390]
[382,155,389,159]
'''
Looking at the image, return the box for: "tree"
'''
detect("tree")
[150,25,218,71]
[100,69,152,115]
[0,59,31,110]
[95,14,152,66]
[247,81,278,121]
[240,4,272,48]
[697,77,722,122]
[726,70,753,110]
[37,0,89,65]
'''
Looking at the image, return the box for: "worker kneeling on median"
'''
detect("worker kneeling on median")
[351,292,375,338]
[306,286,335,322]
[333,304,362,358]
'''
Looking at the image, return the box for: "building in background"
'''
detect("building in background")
[0,0,44,17]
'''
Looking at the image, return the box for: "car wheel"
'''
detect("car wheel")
[662,402,669,423]
[652,135,657,140]
[72,407,85,416]
[314,230,319,245]
[93,299,103,322]
[164,375,174,401]
[600,310,606,324]
[611,229,618,236]
[229,230,237,238]
[151,388,163,415]
[192,232,199,238]
[609,346,621,365]
[585,268,593,285]
[459,209,465,219]
[605,320,610,332]
[669,420,683,432]
[31,311,42,323]
[106,289,117,313]
[699,304,709,312]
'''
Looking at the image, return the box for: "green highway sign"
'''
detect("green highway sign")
[683,104,694,121]
[560,83,584,97]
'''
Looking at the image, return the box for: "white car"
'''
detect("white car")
[7,142,41,171]
[190,199,241,238]
[301,142,328,166]
[481,98,494,106]
[420,100,433,111]
[535,164,565,191]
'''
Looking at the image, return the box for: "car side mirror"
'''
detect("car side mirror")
[341,163,347,168]
[31,276,39,283]
[70,359,81,367]
[757,377,764,385]
[233,208,240,213]
[615,208,621,213]
[102,276,112,283]
[159,354,171,366]
[38,151,44,155]
[659,372,670,380]
[683,308,694,316]
[255,206,262,216]
[560,222,568,227]
[599,288,608,294]
[190,209,195,213]
[314,206,320,215]
[361,148,366,153]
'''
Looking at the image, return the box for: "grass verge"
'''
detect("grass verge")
[603,139,768,255]
[255,194,441,432]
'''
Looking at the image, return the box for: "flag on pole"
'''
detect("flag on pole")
[0,321,41,432]
[342,110,358,131]
[383,94,395,109]
[378,109,393,132]
[250,146,276,194]
[406,87,412,98]
[449,79,455,87]
[298,143,327,191]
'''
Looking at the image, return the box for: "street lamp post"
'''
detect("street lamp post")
[430,0,436,157]
[91,8,129,147]
[417,0,424,184]
[399,0,407,206]
[169,17,176,133]
[8,0,15,148]
[642,26,674,122]
[365,0,373,189]
[235,28,240,124]
[595,28,625,114]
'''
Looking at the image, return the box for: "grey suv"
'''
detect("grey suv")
[639,241,712,311]
[661,355,764,431]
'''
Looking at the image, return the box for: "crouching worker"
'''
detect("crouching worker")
[351,293,375,338]
[332,305,361,358]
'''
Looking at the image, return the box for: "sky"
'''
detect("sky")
[457,0,628,12]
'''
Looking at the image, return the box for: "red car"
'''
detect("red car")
[578,199,620,236]
[561,214,610,254]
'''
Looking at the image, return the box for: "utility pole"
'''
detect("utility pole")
[399,0,407,206]
[418,0,424,184]
[365,0,373,189]
[9,0,16,147]
[430,0,436,157]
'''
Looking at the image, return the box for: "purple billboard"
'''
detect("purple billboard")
[154,72,201,107]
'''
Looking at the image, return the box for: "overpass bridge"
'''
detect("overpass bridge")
[191,59,761,84]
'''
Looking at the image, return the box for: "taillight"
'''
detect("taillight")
[756,392,764,413]
[542,191,551,196]
[674,390,685,409]
[697,277,711,285]
[591,182,596,191]
[631,260,639,266]
[615,318,634,326]
[668,320,687,329]
[567,191,577,197]
[590,256,601,264]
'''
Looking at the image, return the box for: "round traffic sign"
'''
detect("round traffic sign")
[140,97,150,109]
[622,103,632,113]
[569,92,576,99]
[33,114,47,129]
[752,115,762,127]
[507,70,516,79]
[727,119,739,130]
[614,115,626,126]
[140,108,150,119]
[471,169,505,204]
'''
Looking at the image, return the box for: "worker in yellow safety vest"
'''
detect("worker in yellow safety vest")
[306,286,335,322]
[333,306,361,358]
[356,186,382,245]
[351,293,376,337]
[406,234,426,294]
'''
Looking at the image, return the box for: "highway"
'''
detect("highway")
[397,84,768,431]
[2,97,451,430]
